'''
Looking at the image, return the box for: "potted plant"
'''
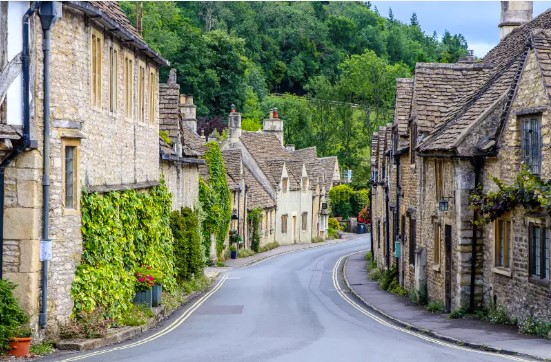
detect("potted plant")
[133,266,155,308]
[8,325,32,357]
[230,244,237,259]
[0,280,30,356]
[148,267,164,307]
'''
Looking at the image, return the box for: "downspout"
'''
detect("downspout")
[38,1,61,329]
[394,153,400,282]
[0,2,40,280]
[469,157,483,311]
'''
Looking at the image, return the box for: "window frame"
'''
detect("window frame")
[138,61,146,123]
[149,69,156,123]
[529,222,550,281]
[281,214,288,234]
[520,116,542,175]
[494,215,512,270]
[124,53,134,119]
[62,139,81,215]
[108,44,118,113]
[90,29,103,109]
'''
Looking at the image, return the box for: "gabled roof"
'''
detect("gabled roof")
[240,131,290,163]
[222,149,242,191]
[320,156,339,189]
[532,28,551,102]
[291,146,324,190]
[181,125,206,156]
[244,166,276,209]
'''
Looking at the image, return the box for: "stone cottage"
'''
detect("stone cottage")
[0,1,168,333]
[372,1,551,322]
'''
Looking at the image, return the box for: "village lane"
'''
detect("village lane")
[48,236,521,362]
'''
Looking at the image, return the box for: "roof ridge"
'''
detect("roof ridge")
[418,51,527,151]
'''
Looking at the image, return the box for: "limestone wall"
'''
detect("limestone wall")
[161,162,199,211]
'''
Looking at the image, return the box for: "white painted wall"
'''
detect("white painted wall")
[6,2,28,126]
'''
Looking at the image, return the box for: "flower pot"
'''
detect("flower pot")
[152,284,162,307]
[231,250,237,259]
[8,337,32,357]
[133,288,153,308]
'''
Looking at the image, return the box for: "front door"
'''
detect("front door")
[444,224,452,312]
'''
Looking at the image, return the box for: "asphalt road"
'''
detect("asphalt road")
[49,235,527,362]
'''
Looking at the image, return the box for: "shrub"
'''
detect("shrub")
[518,316,551,337]
[449,307,468,319]
[484,304,516,325]
[328,217,340,230]
[388,281,408,297]
[0,280,29,352]
[379,266,397,290]
[258,241,279,253]
[237,248,256,258]
[327,228,340,240]
[368,268,383,281]
[311,236,324,243]
[180,275,210,295]
[170,207,204,283]
[29,343,54,356]
[59,309,111,339]
[328,184,354,218]
[248,208,262,252]
[426,300,445,313]
[116,304,154,327]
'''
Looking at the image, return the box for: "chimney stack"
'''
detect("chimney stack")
[263,108,284,146]
[499,1,533,40]
[228,104,242,142]
[180,94,198,133]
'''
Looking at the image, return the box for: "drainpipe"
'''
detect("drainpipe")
[384,180,390,269]
[0,2,40,279]
[394,153,400,282]
[38,1,61,329]
[469,157,483,312]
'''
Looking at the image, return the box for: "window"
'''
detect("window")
[138,63,145,122]
[495,217,511,269]
[282,177,288,193]
[410,123,417,164]
[281,214,288,234]
[62,139,80,211]
[149,70,156,123]
[302,177,308,192]
[433,222,441,265]
[91,31,103,108]
[521,117,542,175]
[302,212,308,231]
[435,160,444,201]
[372,170,378,184]
[109,46,118,112]
[529,224,550,279]
[124,55,134,118]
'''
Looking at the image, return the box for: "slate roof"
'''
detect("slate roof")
[222,149,242,191]
[244,166,276,209]
[240,131,290,163]
[181,125,206,156]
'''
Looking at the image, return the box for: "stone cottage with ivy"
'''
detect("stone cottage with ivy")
[0,1,177,335]
[371,2,551,325]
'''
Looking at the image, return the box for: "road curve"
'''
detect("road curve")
[48,236,527,362]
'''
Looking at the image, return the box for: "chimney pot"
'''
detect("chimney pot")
[273,108,279,119]
[231,104,236,113]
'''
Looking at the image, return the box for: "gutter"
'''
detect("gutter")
[160,152,206,165]
[0,1,40,280]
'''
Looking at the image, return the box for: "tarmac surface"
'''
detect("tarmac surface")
[43,234,545,362]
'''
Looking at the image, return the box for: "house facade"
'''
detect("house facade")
[1,1,169,333]
[372,2,551,323]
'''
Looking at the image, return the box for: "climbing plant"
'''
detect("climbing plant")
[170,207,204,282]
[72,182,176,320]
[470,167,550,225]
[248,208,263,253]
[199,141,232,257]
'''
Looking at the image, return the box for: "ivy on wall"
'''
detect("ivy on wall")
[72,182,176,319]
[470,167,549,224]
[199,141,232,258]
[170,207,204,282]
[248,208,262,252]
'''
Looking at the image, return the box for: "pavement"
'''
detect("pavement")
[344,248,551,361]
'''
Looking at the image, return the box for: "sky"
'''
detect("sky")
[372,1,551,57]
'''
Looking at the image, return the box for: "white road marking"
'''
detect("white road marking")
[59,273,230,362]
[332,254,535,362]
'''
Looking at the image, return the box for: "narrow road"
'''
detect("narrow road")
[50,236,526,362]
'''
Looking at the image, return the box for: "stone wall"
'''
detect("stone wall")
[161,162,199,211]
[479,49,551,323]
[3,6,162,334]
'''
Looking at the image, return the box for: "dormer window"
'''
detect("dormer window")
[302,177,308,192]
[521,117,542,175]
[282,177,288,193]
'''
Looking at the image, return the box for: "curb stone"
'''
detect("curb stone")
[55,273,220,352]
[341,254,543,362]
